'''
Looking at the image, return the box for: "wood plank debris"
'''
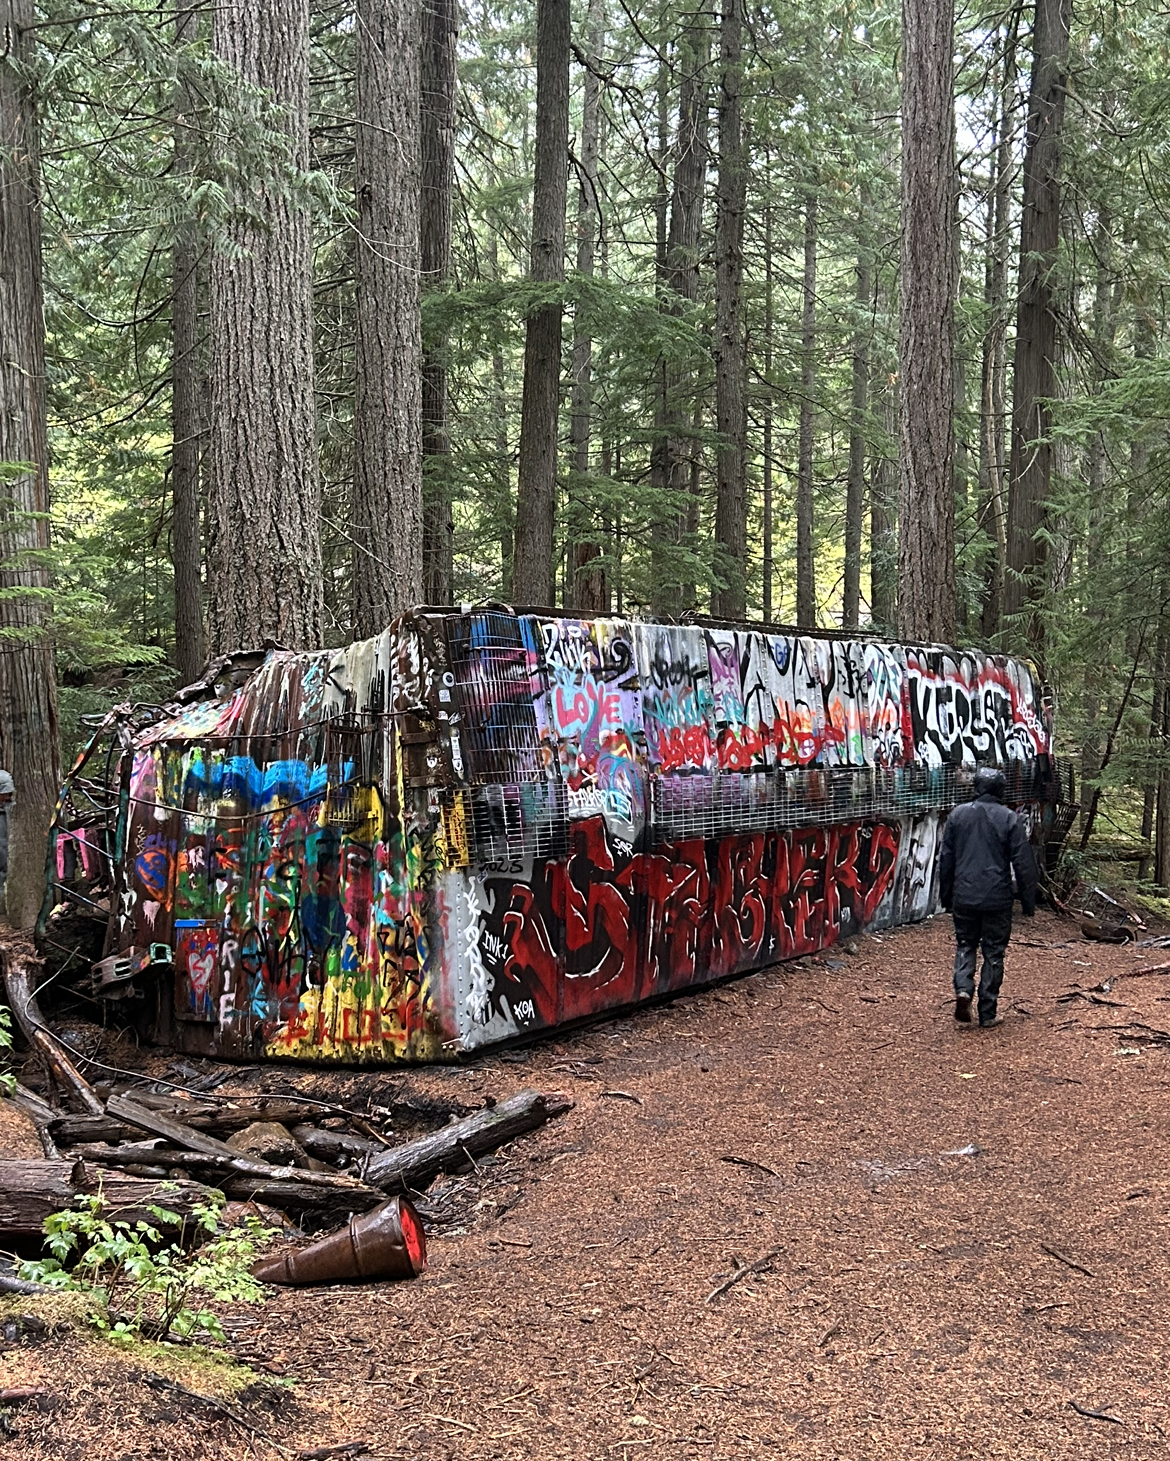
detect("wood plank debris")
[105,1093,371,1192]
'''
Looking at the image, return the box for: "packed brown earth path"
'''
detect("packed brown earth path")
[8,908,1170,1458]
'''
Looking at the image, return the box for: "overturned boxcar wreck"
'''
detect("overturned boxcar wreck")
[43,609,1070,1062]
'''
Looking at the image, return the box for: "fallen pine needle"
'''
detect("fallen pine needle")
[720,1154,779,1178]
[426,1414,478,1433]
[1041,1243,1096,1278]
[705,1246,784,1304]
[1069,1400,1122,1425]
[602,1089,643,1104]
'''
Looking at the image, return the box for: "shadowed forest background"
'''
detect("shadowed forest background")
[2,0,1170,923]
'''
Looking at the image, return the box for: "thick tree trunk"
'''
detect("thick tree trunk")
[0,0,61,929]
[870,369,897,632]
[1080,206,1116,823]
[978,28,1016,640]
[208,0,323,651]
[420,0,458,605]
[652,16,709,616]
[795,191,818,628]
[898,0,956,644]
[762,198,774,623]
[352,0,423,635]
[1003,0,1071,651]
[569,0,606,613]
[843,201,871,630]
[172,1,205,685]
[512,0,570,607]
[647,60,670,608]
[711,0,747,621]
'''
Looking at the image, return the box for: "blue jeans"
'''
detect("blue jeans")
[952,905,1013,1024]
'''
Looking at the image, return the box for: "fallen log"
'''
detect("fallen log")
[50,1097,332,1147]
[2,956,104,1115]
[0,1159,213,1238]
[48,1143,383,1217]
[220,1177,383,1214]
[364,1089,572,1194]
[0,1272,52,1297]
[105,1094,373,1193]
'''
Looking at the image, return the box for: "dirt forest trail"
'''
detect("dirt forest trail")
[10,908,1170,1458]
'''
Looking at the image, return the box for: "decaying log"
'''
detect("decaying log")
[364,1088,572,1193]
[43,1142,382,1218]
[2,956,104,1116]
[104,1094,375,1193]
[220,1177,383,1214]
[50,1097,329,1147]
[0,1159,213,1237]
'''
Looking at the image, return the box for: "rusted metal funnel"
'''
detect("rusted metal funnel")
[253,1197,426,1285]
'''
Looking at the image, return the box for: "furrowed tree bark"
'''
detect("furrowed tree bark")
[897,0,956,644]
[795,190,818,628]
[172,0,206,684]
[0,0,61,929]
[568,0,606,613]
[420,0,457,605]
[1003,0,1071,653]
[978,19,1017,639]
[652,13,709,617]
[843,197,871,630]
[648,57,670,609]
[762,195,774,622]
[711,0,747,621]
[1080,202,1116,823]
[512,0,570,608]
[209,0,323,652]
[870,368,897,631]
[352,0,423,635]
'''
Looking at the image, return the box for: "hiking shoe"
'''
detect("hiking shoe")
[979,1014,1005,1029]
[954,994,972,1023]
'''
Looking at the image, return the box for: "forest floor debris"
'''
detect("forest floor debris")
[4,909,1170,1455]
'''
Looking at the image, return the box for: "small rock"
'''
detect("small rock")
[226,1121,306,1166]
[844,940,860,956]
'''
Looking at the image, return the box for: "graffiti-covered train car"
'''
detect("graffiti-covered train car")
[44,609,1066,1063]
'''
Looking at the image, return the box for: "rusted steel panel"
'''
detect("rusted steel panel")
[43,611,1062,1064]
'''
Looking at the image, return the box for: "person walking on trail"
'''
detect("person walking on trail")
[939,766,1038,1029]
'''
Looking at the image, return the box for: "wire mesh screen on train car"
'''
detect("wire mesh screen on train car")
[445,613,547,784]
[648,756,1063,843]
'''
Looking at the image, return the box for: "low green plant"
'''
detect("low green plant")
[0,1005,15,1096]
[20,1187,277,1344]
